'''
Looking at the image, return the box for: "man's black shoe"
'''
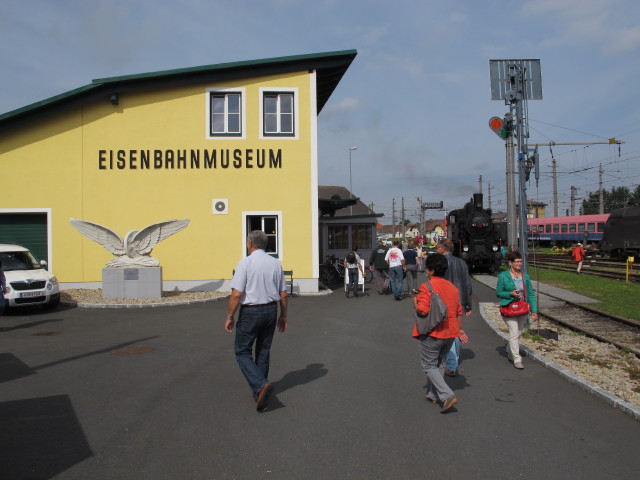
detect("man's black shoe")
[256,383,274,412]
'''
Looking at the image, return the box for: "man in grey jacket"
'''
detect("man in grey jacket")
[436,239,471,376]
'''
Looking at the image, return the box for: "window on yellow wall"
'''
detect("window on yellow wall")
[263,92,294,136]
[247,215,278,256]
[210,92,242,136]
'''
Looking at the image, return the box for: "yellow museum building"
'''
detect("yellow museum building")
[0,50,357,293]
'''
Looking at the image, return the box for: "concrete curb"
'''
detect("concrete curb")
[60,294,231,309]
[60,285,334,309]
[479,302,640,422]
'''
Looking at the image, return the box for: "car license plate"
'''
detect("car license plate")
[20,291,44,298]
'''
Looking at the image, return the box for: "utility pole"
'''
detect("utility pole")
[505,135,518,250]
[599,164,604,214]
[392,198,396,236]
[415,197,444,244]
[551,157,559,217]
[416,196,425,235]
[488,182,492,210]
[401,197,406,243]
[570,186,576,216]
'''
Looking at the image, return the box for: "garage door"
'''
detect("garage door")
[0,213,48,264]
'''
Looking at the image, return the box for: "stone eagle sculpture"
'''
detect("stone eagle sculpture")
[69,218,190,267]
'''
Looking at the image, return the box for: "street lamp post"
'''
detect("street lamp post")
[349,146,357,215]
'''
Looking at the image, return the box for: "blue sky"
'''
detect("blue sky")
[2,0,639,223]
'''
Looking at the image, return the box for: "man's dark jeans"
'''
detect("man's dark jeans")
[234,303,278,398]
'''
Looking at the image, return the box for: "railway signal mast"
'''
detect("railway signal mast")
[489,59,543,273]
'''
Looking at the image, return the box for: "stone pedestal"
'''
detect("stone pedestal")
[102,267,162,299]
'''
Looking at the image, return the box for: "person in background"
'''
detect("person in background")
[224,230,289,412]
[369,240,390,295]
[435,239,472,376]
[414,253,463,413]
[418,246,428,273]
[572,242,585,274]
[496,250,538,369]
[0,260,7,316]
[403,242,419,295]
[385,240,406,301]
[344,246,364,298]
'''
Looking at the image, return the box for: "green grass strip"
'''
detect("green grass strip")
[526,266,640,321]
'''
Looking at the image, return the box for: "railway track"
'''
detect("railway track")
[478,271,640,357]
[528,253,640,283]
[539,303,640,357]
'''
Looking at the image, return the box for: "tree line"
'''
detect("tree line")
[581,185,640,214]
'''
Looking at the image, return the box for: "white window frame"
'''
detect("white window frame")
[259,87,298,139]
[206,87,246,139]
[242,211,283,260]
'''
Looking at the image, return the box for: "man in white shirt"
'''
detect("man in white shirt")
[225,230,289,412]
[384,240,406,301]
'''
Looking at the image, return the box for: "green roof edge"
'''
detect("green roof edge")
[92,49,358,85]
[0,49,357,125]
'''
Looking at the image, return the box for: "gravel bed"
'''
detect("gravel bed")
[60,289,227,306]
[483,302,640,409]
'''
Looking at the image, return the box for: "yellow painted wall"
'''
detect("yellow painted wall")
[0,71,316,285]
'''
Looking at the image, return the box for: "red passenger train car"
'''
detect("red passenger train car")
[527,214,609,245]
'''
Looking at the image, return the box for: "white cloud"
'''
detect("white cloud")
[604,26,640,54]
[324,97,361,113]
[360,25,391,47]
[374,52,426,79]
[521,0,640,55]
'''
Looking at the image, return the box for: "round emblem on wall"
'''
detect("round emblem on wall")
[212,199,228,215]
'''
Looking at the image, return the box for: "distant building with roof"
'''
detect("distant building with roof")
[318,186,383,262]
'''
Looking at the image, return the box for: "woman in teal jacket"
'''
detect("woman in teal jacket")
[496,251,538,369]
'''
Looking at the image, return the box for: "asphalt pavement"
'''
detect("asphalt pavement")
[1,277,639,479]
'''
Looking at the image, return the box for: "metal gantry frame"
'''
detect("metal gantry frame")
[490,59,543,274]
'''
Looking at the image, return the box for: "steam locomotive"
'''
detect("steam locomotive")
[447,193,505,273]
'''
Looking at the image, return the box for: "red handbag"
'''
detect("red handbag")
[499,280,531,317]
[499,299,530,317]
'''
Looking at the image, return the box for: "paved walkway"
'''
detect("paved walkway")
[1,279,639,479]
[474,274,640,420]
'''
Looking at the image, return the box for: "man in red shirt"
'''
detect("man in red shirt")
[572,243,585,274]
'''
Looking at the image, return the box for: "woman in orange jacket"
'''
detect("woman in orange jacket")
[413,253,464,413]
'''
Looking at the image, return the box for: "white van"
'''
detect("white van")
[0,243,60,310]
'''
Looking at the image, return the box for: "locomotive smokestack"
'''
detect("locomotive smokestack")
[473,193,483,210]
